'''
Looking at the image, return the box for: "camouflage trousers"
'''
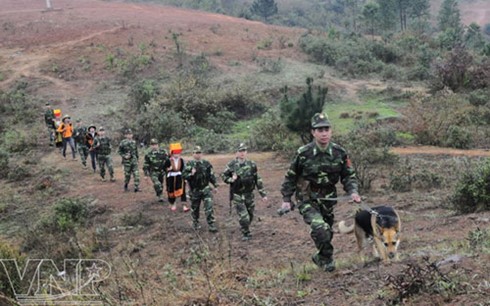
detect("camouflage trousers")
[190,187,216,226]
[77,144,89,166]
[122,159,140,187]
[232,192,255,235]
[149,171,164,196]
[297,200,335,261]
[98,154,114,179]
[47,126,54,145]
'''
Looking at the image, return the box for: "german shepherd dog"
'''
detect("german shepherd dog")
[338,206,401,263]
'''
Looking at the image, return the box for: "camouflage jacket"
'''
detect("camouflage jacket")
[281,141,358,203]
[183,159,218,191]
[118,139,139,162]
[44,109,55,127]
[73,126,87,144]
[221,158,266,197]
[143,148,168,176]
[93,136,112,156]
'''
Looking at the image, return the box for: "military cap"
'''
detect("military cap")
[237,143,247,151]
[311,113,331,129]
[124,128,133,135]
[99,126,105,131]
[76,119,81,123]
[193,145,202,153]
[45,102,51,106]
[150,138,158,145]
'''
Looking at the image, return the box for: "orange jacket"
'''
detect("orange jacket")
[57,123,73,138]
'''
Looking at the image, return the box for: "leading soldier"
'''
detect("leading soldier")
[280,113,361,272]
[183,146,219,233]
[222,143,267,241]
[118,129,140,192]
[143,139,169,202]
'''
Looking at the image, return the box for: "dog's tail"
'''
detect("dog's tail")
[338,221,355,234]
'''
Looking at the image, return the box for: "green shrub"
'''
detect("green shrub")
[389,159,413,192]
[468,89,489,107]
[338,124,398,192]
[129,79,160,111]
[0,240,25,299]
[53,198,89,232]
[450,159,490,214]
[186,127,233,153]
[0,148,8,179]
[250,109,294,152]
[6,163,30,182]
[444,125,473,149]
[1,129,35,153]
[299,36,340,65]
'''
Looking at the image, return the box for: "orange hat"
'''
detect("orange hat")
[169,142,182,154]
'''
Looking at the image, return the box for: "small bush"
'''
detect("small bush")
[250,109,295,152]
[444,125,473,149]
[53,198,89,232]
[389,159,413,192]
[7,163,30,182]
[468,89,489,107]
[187,127,233,153]
[1,129,37,153]
[386,257,461,304]
[0,148,8,179]
[450,159,490,214]
[0,241,25,299]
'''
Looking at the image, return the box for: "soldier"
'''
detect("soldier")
[43,102,55,146]
[222,143,267,241]
[92,127,115,182]
[86,125,98,173]
[280,113,361,272]
[143,138,169,202]
[74,119,88,168]
[183,146,219,232]
[57,115,76,160]
[118,129,140,192]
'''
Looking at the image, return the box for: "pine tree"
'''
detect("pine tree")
[250,0,278,22]
[280,78,327,144]
[438,0,462,32]
[437,0,463,48]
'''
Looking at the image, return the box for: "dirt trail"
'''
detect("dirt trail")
[392,146,490,157]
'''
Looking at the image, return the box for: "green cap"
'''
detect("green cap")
[150,138,158,145]
[237,143,247,151]
[193,145,202,153]
[124,128,133,135]
[311,113,331,129]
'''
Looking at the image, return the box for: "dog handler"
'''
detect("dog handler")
[280,113,361,272]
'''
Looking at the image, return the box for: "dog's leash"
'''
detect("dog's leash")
[277,195,379,216]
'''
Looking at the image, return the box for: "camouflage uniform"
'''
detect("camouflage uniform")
[118,133,140,191]
[143,142,169,200]
[183,149,218,232]
[93,131,114,181]
[222,148,266,239]
[44,106,55,145]
[281,113,359,271]
[74,124,88,167]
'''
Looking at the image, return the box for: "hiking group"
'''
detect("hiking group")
[44,102,361,272]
